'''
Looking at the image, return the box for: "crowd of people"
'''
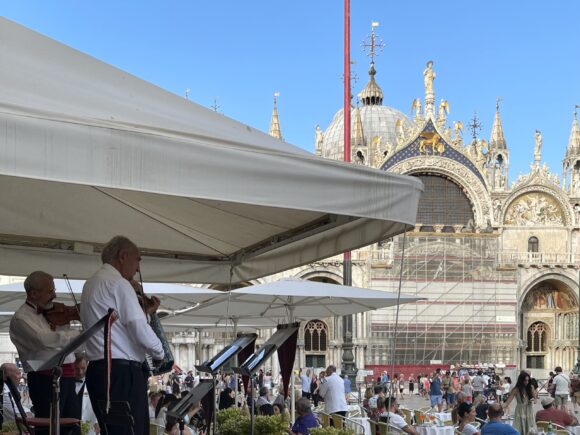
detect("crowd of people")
[355,366,580,435]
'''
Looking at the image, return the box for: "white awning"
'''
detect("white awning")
[0,18,422,283]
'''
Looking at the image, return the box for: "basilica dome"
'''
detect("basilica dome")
[320,63,414,161]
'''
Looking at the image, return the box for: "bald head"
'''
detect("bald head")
[1,363,21,385]
[487,403,504,420]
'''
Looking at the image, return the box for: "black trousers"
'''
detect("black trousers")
[27,372,81,435]
[86,359,149,435]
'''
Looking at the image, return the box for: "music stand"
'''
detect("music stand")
[232,323,299,435]
[195,333,257,435]
[166,380,213,435]
[29,308,117,435]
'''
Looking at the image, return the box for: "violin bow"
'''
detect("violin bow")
[62,273,82,322]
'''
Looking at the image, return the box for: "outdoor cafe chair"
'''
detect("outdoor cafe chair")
[369,420,389,435]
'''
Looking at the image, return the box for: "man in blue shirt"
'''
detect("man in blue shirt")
[481,403,518,435]
[289,398,318,435]
[429,369,444,412]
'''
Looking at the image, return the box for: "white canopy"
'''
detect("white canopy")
[0,18,422,283]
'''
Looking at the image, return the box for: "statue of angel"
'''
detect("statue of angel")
[438,100,450,121]
[410,98,422,117]
[453,121,464,141]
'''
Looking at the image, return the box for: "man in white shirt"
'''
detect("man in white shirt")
[380,396,419,435]
[1,362,31,423]
[300,368,312,399]
[9,271,81,434]
[81,235,164,435]
[552,366,570,410]
[318,365,348,423]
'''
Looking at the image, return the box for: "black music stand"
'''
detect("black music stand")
[232,323,299,435]
[30,308,117,435]
[195,333,257,435]
[166,380,213,435]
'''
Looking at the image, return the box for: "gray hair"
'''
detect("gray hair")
[296,397,311,415]
[23,271,53,295]
[101,236,136,264]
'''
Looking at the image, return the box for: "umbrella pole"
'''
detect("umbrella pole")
[288,305,296,423]
[291,369,296,423]
[232,318,239,407]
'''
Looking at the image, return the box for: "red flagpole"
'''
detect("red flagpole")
[343,0,352,275]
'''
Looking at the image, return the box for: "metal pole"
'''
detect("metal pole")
[574,268,580,374]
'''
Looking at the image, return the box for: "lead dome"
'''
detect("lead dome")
[319,62,414,161]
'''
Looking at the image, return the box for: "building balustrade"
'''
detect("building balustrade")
[498,252,580,266]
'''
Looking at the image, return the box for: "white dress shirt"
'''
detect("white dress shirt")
[9,302,78,372]
[318,373,348,414]
[80,264,163,362]
[2,384,31,421]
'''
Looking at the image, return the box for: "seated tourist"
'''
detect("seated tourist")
[259,403,274,416]
[457,402,480,435]
[378,396,418,435]
[536,397,577,427]
[218,387,236,410]
[368,385,384,410]
[289,398,318,435]
[256,386,271,408]
[481,403,518,435]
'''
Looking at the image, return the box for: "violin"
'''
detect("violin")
[130,279,160,315]
[43,302,81,330]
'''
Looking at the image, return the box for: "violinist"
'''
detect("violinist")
[9,271,81,435]
[81,235,164,435]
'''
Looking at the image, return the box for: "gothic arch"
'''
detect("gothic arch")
[388,158,492,227]
[297,269,343,285]
[519,272,579,309]
[502,185,573,227]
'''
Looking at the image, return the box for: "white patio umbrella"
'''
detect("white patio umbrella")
[0,279,222,332]
[163,278,424,324]
[162,278,425,421]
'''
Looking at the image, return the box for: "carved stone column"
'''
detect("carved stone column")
[187,343,194,370]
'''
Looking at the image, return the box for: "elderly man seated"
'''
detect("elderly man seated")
[481,403,518,435]
[288,398,318,435]
[2,362,32,422]
[536,397,578,427]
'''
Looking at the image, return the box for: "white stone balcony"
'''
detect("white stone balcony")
[497,251,579,267]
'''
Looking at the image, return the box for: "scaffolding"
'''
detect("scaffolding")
[368,233,518,366]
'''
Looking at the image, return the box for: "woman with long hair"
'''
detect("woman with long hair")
[503,371,537,434]
[456,402,480,435]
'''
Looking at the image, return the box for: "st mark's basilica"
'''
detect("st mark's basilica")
[228,53,580,379]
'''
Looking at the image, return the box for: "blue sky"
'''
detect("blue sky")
[3,1,579,182]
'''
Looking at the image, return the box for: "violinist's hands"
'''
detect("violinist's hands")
[146,296,161,314]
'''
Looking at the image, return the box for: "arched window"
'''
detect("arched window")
[528,236,539,253]
[304,320,328,352]
[527,322,547,352]
[413,175,474,226]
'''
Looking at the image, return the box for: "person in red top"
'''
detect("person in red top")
[536,397,578,427]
